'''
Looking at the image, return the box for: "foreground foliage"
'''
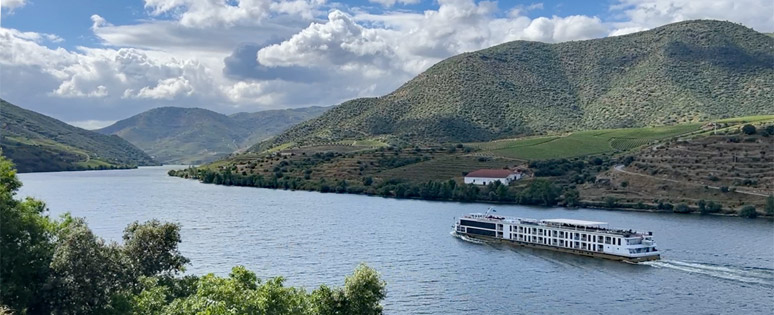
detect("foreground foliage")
[0,155,386,314]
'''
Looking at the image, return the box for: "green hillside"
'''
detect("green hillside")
[253,20,774,152]
[98,106,327,164]
[0,99,157,172]
[474,123,705,160]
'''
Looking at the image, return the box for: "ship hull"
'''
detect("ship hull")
[457,232,660,263]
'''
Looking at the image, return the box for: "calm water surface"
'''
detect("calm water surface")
[18,166,774,314]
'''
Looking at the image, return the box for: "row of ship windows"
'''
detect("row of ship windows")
[463,228,658,255]
[515,235,606,252]
[464,227,609,252]
[514,226,623,246]
[460,222,625,246]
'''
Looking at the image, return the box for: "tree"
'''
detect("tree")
[46,218,129,314]
[706,201,723,213]
[563,188,580,208]
[123,220,189,279]
[139,264,386,315]
[310,285,348,315]
[495,184,512,201]
[0,156,57,313]
[697,200,707,214]
[739,205,758,218]
[517,179,559,206]
[741,124,756,135]
[604,196,618,208]
[766,195,774,216]
[343,264,386,315]
[674,203,692,214]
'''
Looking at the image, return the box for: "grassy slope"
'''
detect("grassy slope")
[0,99,157,172]
[98,106,328,164]
[255,20,774,151]
[475,123,704,160]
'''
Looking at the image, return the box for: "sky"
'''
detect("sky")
[1,0,772,129]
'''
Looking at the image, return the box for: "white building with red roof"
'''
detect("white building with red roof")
[464,169,522,185]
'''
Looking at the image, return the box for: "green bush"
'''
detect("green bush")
[739,205,758,218]
[674,203,692,214]
[741,124,756,135]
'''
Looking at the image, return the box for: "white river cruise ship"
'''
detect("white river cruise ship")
[453,209,660,263]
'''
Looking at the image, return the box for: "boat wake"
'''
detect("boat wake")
[450,231,487,245]
[644,260,774,286]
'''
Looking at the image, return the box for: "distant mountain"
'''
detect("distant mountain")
[98,106,328,164]
[253,20,774,151]
[0,99,157,173]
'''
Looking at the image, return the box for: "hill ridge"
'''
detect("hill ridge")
[0,99,157,172]
[253,19,774,151]
[98,106,328,164]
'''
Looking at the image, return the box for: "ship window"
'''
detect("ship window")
[460,220,496,230]
[466,227,496,237]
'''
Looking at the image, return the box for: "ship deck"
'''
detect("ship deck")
[462,214,650,237]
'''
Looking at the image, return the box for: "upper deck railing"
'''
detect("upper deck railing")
[462,214,650,238]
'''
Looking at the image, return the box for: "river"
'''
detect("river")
[18,166,774,314]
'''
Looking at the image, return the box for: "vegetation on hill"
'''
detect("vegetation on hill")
[473,123,705,160]
[174,118,772,217]
[98,106,328,164]
[0,156,386,314]
[0,99,157,172]
[254,20,774,151]
[581,120,774,216]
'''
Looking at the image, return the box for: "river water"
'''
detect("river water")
[18,166,774,314]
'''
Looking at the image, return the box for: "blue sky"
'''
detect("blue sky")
[1,0,772,128]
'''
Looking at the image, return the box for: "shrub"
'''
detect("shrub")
[604,196,618,208]
[739,205,758,218]
[674,203,692,214]
[705,201,723,213]
[657,201,674,211]
[766,195,774,216]
[741,124,756,135]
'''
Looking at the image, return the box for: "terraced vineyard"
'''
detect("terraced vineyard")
[376,155,516,182]
[474,124,702,160]
[630,134,774,193]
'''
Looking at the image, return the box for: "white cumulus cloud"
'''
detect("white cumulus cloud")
[368,0,420,7]
[610,0,774,34]
[1,0,26,11]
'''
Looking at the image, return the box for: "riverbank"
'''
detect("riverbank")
[168,170,773,219]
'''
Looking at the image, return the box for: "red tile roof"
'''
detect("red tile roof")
[466,169,515,178]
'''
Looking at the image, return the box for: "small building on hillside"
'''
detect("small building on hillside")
[464,169,523,185]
